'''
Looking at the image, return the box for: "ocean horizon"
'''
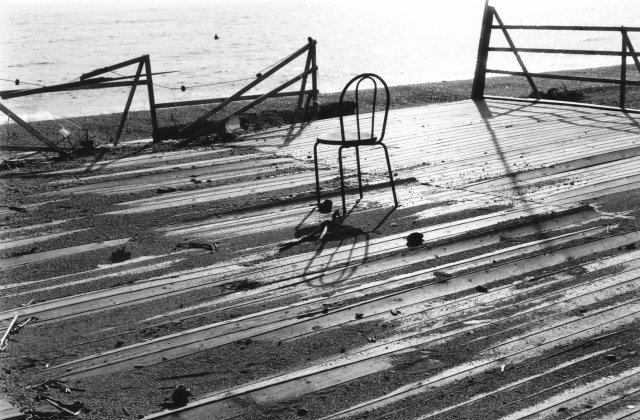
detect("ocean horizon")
[1,0,639,122]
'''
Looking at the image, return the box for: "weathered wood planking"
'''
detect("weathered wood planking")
[2,99,640,420]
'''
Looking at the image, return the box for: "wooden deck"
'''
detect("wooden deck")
[1,98,640,419]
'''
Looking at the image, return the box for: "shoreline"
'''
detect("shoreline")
[1,64,638,151]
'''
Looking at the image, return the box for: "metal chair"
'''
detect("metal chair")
[314,73,398,217]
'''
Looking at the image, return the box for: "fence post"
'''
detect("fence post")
[143,55,159,141]
[472,3,494,100]
[621,28,627,109]
[310,38,319,119]
[294,39,314,123]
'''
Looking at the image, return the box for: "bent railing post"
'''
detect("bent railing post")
[472,2,494,99]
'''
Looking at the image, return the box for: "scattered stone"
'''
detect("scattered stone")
[406,232,424,247]
[115,340,125,348]
[171,384,193,407]
[109,246,131,263]
[557,407,568,413]
[604,354,617,362]
[318,199,333,213]
[475,285,489,293]
[297,407,308,416]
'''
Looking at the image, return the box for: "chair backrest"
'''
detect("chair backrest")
[338,73,390,143]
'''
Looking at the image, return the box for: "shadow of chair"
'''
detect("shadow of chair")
[314,73,398,217]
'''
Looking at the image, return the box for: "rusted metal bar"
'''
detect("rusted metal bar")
[115,61,144,144]
[472,3,493,99]
[143,55,159,141]
[0,102,67,156]
[486,69,640,86]
[488,47,640,56]
[492,25,640,32]
[154,90,315,110]
[80,55,148,80]
[180,42,312,135]
[492,8,539,97]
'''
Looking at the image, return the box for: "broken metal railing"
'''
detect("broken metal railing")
[472,4,640,112]
[0,55,160,155]
[0,38,319,155]
[160,37,319,139]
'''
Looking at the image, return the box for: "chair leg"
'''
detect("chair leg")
[338,146,347,217]
[355,146,363,199]
[314,142,321,208]
[381,143,398,207]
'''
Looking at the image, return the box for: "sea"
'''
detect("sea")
[0,0,639,123]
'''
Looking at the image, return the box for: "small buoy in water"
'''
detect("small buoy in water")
[14,79,19,86]
[214,33,219,40]
[180,85,186,92]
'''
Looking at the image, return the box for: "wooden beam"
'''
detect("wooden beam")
[621,31,628,109]
[180,42,311,135]
[143,55,159,141]
[472,4,494,99]
[622,31,640,75]
[0,102,67,156]
[309,38,319,119]
[115,61,144,144]
[492,8,540,97]
[80,56,147,80]
[226,67,316,119]
[485,69,640,86]
[154,90,315,110]
[1,80,147,99]
[294,41,314,123]
[492,24,640,32]
[488,47,639,56]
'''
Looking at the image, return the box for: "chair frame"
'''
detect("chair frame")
[314,73,398,216]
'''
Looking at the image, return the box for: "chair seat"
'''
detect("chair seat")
[317,131,378,146]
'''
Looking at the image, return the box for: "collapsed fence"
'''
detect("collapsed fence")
[472,4,640,112]
[0,38,318,156]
